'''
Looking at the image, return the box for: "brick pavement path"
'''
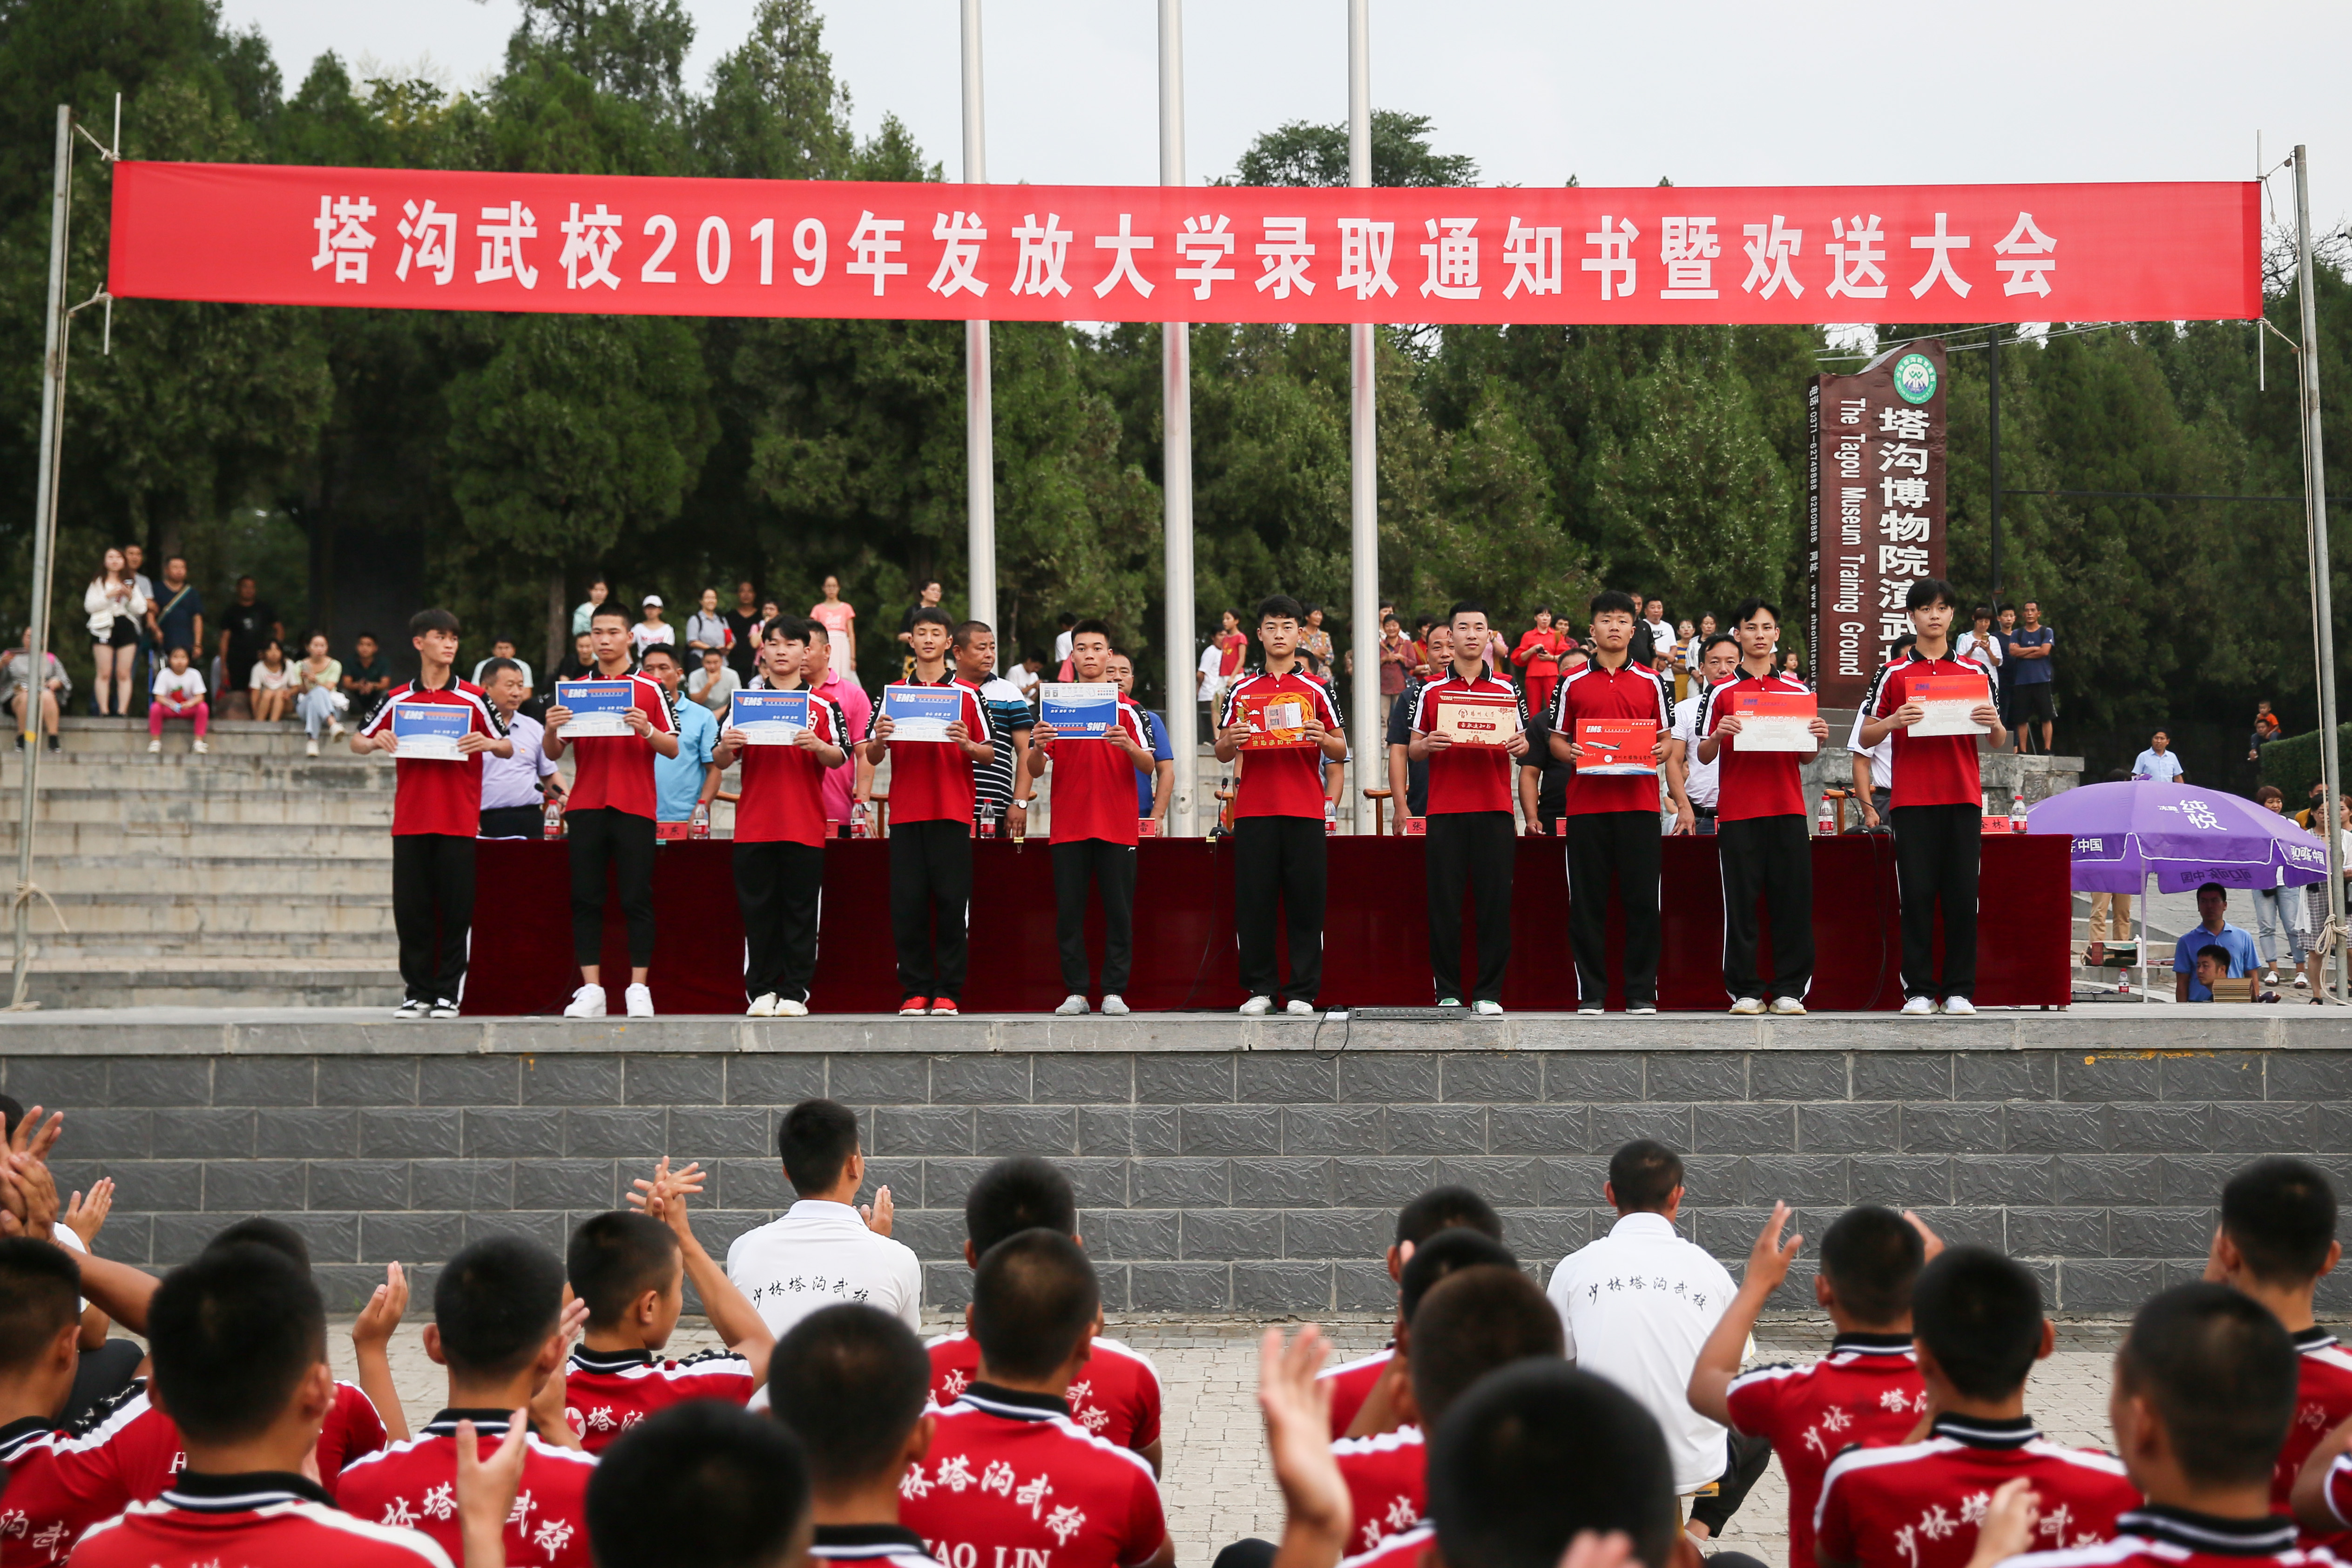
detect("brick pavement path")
[329,1315,2125,1568]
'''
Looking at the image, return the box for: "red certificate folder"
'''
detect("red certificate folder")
[1237,689,1318,749]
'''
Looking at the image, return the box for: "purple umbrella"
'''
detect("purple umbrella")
[2026,780,2331,892]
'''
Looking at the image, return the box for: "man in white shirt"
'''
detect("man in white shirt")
[725,1098,922,1337]
[1545,1139,1737,1500]
[1665,633,1737,835]
[2132,729,2186,783]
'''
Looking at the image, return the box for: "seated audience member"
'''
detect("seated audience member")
[249,639,297,723]
[66,1243,449,1568]
[563,1177,770,1454]
[1688,1203,1932,1568]
[927,1157,1163,1468]
[2198,1162,2352,1546]
[899,1231,1173,1568]
[2175,883,2260,1002]
[727,1099,923,1337]
[1332,1261,1562,1560]
[1992,1284,2302,1568]
[765,1304,947,1568]
[147,645,208,753]
[0,1238,146,1566]
[1322,1185,1505,1439]
[338,1236,593,1565]
[1815,1247,2136,1568]
[587,1402,813,1568]
[343,631,392,723]
[690,646,741,716]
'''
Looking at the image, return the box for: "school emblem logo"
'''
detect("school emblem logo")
[1892,352,1938,405]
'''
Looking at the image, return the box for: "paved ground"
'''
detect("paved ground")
[325,1312,2125,1568]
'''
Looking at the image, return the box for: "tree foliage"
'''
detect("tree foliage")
[2,0,2349,777]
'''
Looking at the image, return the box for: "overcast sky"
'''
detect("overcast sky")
[221,0,2352,238]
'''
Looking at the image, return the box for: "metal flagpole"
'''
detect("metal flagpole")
[10,107,72,1010]
[1159,0,1196,836]
[1988,325,2002,610]
[2293,145,2347,1000]
[1346,0,1379,831]
[960,0,996,656]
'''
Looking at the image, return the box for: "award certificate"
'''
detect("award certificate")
[391,702,466,760]
[1909,673,1993,737]
[1432,693,1520,746]
[730,689,809,745]
[556,680,635,739]
[1733,690,1818,753]
[882,684,963,742]
[1041,683,1118,737]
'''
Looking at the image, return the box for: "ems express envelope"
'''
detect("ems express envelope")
[730,689,809,744]
[555,680,635,738]
[1733,690,1818,753]
[390,702,466,760]
[1575,718,1658,775]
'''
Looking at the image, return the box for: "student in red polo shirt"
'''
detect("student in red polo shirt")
[543,603,680,1019]
[1688,1203,1930,1568]
[766,1304,949,1568]
[0,1240,146,1568]
[1028,620,1155,1016]
[863,606,994,1016]
[1548,590,1674,1014]
[1317,1187,1504,1442]
[1215,595,1348,1016]
[67,1244,451,1568]
[336,1237,593,1568]
[351,608,509,1021]
[1408,602,1531,1014]
[898,1231,1172,1568]
[714,615,849,1019]
[1816,1248,2138,1568]
[1858,579,2008,1017]
[1696,597,1831,1015]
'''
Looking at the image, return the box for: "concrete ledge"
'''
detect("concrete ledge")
[1,1005,2346,1054]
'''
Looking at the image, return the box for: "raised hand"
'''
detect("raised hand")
[63,1176,113,1246]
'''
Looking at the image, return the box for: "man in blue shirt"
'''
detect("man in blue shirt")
[2007,599,2054,754]
[2174,881,2260,1001]
[1109,651,1172,825]
[2132,730,2186,783]
[641,644,720,823]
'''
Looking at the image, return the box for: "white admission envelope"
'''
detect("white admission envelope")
[1733,691,1818,754]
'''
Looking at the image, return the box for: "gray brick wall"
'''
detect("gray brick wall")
[9,1048,2349,1316]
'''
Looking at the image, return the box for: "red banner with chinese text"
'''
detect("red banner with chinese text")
[108,162,2261,325]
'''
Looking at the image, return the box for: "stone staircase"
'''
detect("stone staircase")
[0,718,402,1007]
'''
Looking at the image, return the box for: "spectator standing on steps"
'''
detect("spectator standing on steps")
[2252,786,2310,988]
[83,548,145,717]
[2007,599,2055,753]
[144,556,203,691]
[216,575,281,710]
[2132,730,2185,783]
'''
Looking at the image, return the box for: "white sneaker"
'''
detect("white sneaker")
[1055,994,1089,1016]
[563,984,606,1018]
[1941,995,1977,1017]
[305,739,319,757]
[1474,1000,1504,1017]
[191,739,207,754]
[429,999,460,1019]
[778,998,809,1017]
[1284,999,1315,1016]
[1100,994,1129,1016]
[330,720,345,739]
[746,992,779,1017]
[625,983,655,1018]
[1900,995,1935,1017]
[1239,995,1273,1015]
[1728,996,1765,1016]
[147,738,162,753]
[1769,996,1807,1016]
[392,998,429,1021]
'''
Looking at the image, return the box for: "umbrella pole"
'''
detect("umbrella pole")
[2142,871,2151,1005]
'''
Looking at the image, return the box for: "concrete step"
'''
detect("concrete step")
[31,856,394,894]
[31,717,378,757]
[0,755,396,790]
[4,928,402,959]
[0,823,391,858]
[6,957,401,1009]
[19,788,389,825]
[17,891,396,936]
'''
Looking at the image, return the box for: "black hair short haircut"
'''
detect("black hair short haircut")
[2196,880,2227,899]
[2196,943,2231,967]
[2117,1282,2298,1488]
[1607,1140,1684,1213]
[1448,601,1489,623]
[1431,1362,1676,1568]
[435,1236,568,1380]
[1904,578,1959,612]
[1257,594,1306,626]
[591,603,633,627]
[1912,1246,2043,1401]
[1589,589,1639,621]
[971,1230,1099,1380]
[0,1237,82,1370]
[2221,1158,2340,1285]
[205,1216,311,1273]
[1056,612,1078,628]
[1408,1265,1564,1429]
[567,1211,682,1328]
[149,1243,327,1444]
[1817,1206,1926,1327]
[1400,1228,1518,1323]
[1972,605,1994,621]
[950,619,991,649]
[778,1099,860,1196]
[965,1157,1079,1256]
[910,606,953,631]
[1699,632,1739,657]
[479,657,523,684]
[766,614,811,644]
[768,1304,933,1489]
[639,644,679,667]
[1069,618,1114,645]
[410,608,460,637]
[1730,597,1782,629]
[1397,1186,1505,1247]
[590,1402,811,1568]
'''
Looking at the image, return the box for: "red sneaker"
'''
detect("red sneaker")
[929,998,960,1016]
[899,996,930,1015]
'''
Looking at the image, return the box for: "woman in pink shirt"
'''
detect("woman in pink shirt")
[810,574,857,675]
